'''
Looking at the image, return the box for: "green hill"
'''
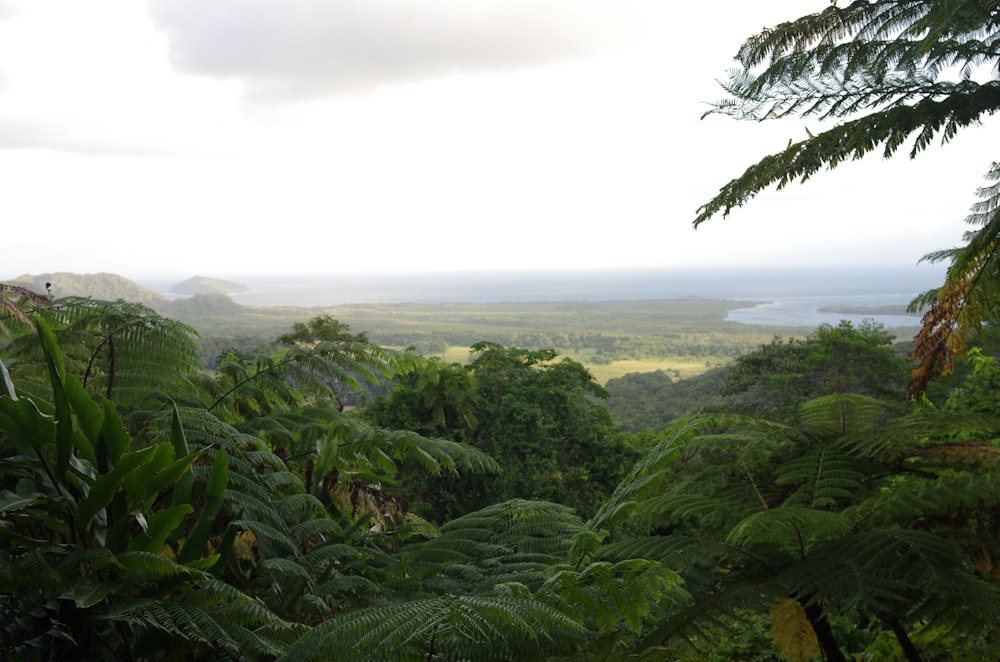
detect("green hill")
[169,275,248,295]
[4,272,168,308]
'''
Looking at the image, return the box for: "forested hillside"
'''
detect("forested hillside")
[604,367,729,432]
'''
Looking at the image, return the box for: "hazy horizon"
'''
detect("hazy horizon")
[120,264,948,307]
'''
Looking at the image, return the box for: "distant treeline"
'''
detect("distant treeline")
[4,273,806,372]
[370,329,765,361]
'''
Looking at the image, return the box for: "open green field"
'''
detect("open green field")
[585,357,730,384]
[437,345,723,383]
[165,295,811,383]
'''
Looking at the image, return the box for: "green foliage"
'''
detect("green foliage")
[15,285,1000,659]
[2,297,202,409]
[366,344,640,521]
[945,346,1000,413]
[205,314,417,421]
[0,320,296,658]
[286,499,685,661]
[1,307,540,659]
[691,0,1000,397]
[719,320,910,420]
[604,367,731,433]
[283,593,585,662]
[399,499,584,594]
[599,393,1000,660]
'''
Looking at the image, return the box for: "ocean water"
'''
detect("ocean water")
[725,293,923,329]
[139,266,944,329]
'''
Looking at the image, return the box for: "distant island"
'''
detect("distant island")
[169,276,249,296]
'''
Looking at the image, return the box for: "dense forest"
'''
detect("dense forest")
[5,285,1000,661]
[7,2,1000,660]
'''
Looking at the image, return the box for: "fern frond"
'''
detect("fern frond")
[536,559,684,634]
[727,506,853,562]
[637,492,755,529]
[2,298,202,407]
[697,80,1000,227]
[798,393,888,435]
[839,409,1000,463]
[262,557,314,584]
[290,518,345,547]
[780,528,988,624]
[696,0,1000,229]
[776,447,867,509]
[910,163,1000,396]
[281,593,585,662]
[587,417,699,533]
[403,500,584,594]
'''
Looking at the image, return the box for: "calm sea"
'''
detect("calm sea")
[139,266,945,330]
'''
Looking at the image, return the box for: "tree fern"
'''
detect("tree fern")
[600,391,1000,658]
[399,499,583,594]
[587,417,697,533]
[1,297,201,408]
[910,162,1000,395]
[727,506,853,562]
[305,497,687,661]
[779,527,1000,636]
[692,1,1000,397]
[282,593,584,662]
[798,393,889,435]
[534,558,684,636]
[107,572,305,659]
[775,447,868,509]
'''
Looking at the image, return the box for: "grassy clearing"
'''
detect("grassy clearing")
[584,357,733,384]
[411,345,733,385]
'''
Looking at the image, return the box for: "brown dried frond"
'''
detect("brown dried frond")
[0,282,52,324]
[904,441,1000,469]
[908,252,991,399]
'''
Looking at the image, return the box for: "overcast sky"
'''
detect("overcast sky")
[1,0,995,280]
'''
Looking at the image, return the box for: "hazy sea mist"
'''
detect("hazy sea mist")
[140,266,945,329]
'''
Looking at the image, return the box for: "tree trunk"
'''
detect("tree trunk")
[802,601,847,662]
[885,615,923,662]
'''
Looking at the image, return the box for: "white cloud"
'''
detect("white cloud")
[146,0,639,101]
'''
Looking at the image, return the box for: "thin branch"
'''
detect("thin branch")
[737,445,769,510]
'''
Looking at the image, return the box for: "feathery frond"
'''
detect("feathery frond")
[282,593,584,662]
[910,162,1000,396]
